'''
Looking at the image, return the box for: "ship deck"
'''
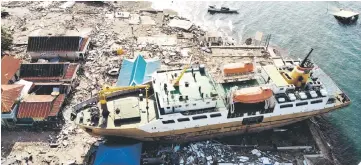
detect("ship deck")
[157,69,216,105]
[81,94,158,129]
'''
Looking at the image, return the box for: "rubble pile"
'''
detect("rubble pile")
[143,140,295,165]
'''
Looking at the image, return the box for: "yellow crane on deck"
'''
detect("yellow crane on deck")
[172,54,193,87]
[99,85,150,118]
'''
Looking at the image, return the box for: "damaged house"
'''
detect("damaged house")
[13,62,79,126]
[19,62,79,92]
[16,94,66,126]
[1,85,24,127]
[27,36,90,60]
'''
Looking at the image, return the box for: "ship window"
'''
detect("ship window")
[210,113,222,118]
[280,104,293,108]
[242,116,264,125]
[177,118,190,122]
[166,107,170,109]
[162,120,175,124]
[311,99,323,104]
[280,88,284,90]
[296,102,308,106]
[185,104,189,107]
[179,105,182,108]
[193,103,197,106]
[206,102,210,104]
[327,98,336,104]
[193,115,207,120]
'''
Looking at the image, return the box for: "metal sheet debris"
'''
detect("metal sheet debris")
[251,149,262,157]
[137,36,177,46]
[129,14,140,25]
[60,1,75,9]
[115,12,130,18]
[140,16,156,25]
[168,19,193,31]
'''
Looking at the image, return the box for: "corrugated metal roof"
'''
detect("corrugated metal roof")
[48,94,65,116]
[20,63,79,82]
[116,55,161,86]
[1,84,24,113]
[1,56,21,84]
[79,37,89,51]
[27,36,82,52]
[17,102,52,119]
[20,63,65,78]
[63,64,79,79]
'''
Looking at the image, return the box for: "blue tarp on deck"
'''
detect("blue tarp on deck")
[94,143,142,165]
[116,55,161,86]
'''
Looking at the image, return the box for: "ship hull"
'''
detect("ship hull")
[80,102,349,142]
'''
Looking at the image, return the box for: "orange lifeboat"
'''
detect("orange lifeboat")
[233,87,273,103]
[223,62,254,76]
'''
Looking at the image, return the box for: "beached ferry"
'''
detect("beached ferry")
[71,48,350,142]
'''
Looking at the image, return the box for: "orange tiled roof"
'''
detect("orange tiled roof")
[1,56,21,84]
[1,84,24,113]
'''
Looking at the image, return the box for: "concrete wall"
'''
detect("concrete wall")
[28,51,82,60]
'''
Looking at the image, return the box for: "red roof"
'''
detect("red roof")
[1,85,24,113]
[79,37,89,51]
[1,56,21,84]
[48,94,65,116]
[17,102,52,119]
[63,64,78,79]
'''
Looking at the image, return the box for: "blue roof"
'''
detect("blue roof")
[116,55,160,86]
[94,143,142,165]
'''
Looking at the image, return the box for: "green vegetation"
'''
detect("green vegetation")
[1,27,13,51]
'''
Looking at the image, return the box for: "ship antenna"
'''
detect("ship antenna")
[300,48,314,68]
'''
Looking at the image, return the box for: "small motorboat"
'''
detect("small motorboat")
[332,9,359,24]
[208,5,238,14]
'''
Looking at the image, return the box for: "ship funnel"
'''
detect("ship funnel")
[280,48,315,88]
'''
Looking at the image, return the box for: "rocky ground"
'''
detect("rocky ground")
[1,1,322,165]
